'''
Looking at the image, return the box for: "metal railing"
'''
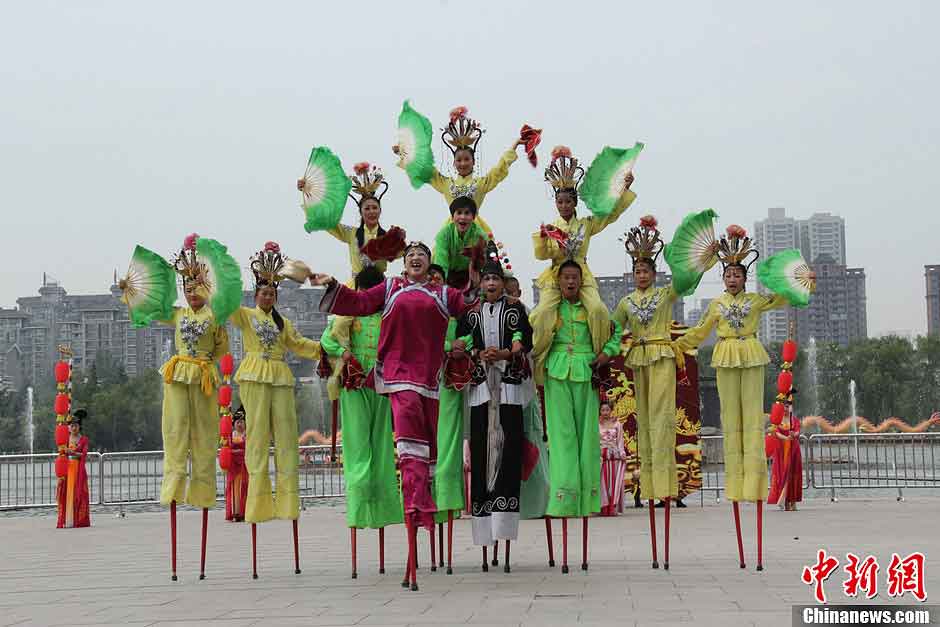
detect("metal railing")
[0,445,344,510]
[698,434,812,504]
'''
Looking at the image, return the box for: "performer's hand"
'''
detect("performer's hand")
[511,340,524,355]
[391,144,400,155]
[451,339,466,354]
[342,351,353,363]
[592,352,611,368]
[296,178,305,191]
[309,273,336,287]
[623,171,635,189]
[513,138,524,150]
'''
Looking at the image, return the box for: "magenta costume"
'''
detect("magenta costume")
[320,276,475,529]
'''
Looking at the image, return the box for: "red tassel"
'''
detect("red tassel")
[55,423,69,446]
[219,353,234,376]
[770,402,786,425]
[54,361,70,383]
[782,339,797,363]
[54,393,70,416]
[218,385,232,407]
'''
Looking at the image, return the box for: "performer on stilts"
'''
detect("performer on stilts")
[456,239,533,573]
[224,406,248,522]
[231,241,323,578]
[676,224,815,571]
[311,241,478,591]
[541,260,621,573]
[612,213,714,569]
[119,234,239,581]
[320,264,404,579]
[393,101,529,235]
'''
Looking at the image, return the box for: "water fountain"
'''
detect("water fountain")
[806,337,819,418]
[848,379,860,474]
[26,385,34,456]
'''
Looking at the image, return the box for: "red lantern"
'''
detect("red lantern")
[781,339,797,363]
[219,354,234,377]
[54,361,70,384]
[776,370,793,395]
[54,393,70,416]
[219,414,233,439]
[55,423,69,446]
[765,433,779,457]
[218,385,232,407]
[770,402,785,425]
[55,455,68,478]
[218,446,232,470]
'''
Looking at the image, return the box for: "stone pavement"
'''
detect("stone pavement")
[1,497,937,627]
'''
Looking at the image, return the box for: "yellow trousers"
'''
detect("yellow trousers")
[160,381,218,509]
[240,381,300,523]
[634,358,678,500]
[716,366,767,502]
[530,284,610,383]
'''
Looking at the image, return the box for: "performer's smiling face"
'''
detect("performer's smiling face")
[481,273,504,301]
[453,207,475,233]
[359,198,381,228]
[255,285,277,312]
[404,248,430,281]
[633,261,655,290]
[599,402,612,420]
[555,190,577,221]
[723,265,746,295]
[454,148,475,176]
[184,282,206,311]
[559,265,582,301]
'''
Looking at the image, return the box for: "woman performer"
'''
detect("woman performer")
[767,391,803,511]
[312,241,477,591]
[599,399,626,517]
[225,406,248,522]
[612,214,714,569]
[676,225,813,571]
[457,239,533,573]
[529,146,635,382]
[542,260,621,573]
[231,241,322,577]
[320,265,404,579]
[394,105,524,234]
[56,409,91,529]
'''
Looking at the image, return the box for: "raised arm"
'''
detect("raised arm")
[229,306,252,332]
[588,188,637,236]
[325,223,354,245]
[320,316,353,358]
[478,146,520,195]
[214,324,230,358]
[318,279,388,317]
[758,293,790,313]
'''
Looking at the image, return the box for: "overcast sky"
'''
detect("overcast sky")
[2,1,938,335]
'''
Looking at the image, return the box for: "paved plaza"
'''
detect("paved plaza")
[1,497,937,627]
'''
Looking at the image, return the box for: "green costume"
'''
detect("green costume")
[433,318,470,522]
[432,221,486,277]
[520,397,550,519]
[544,300,621,518]
[321,314,404,529]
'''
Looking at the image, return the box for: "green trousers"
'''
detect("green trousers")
[544,376,600,518]
[433,385,466,522]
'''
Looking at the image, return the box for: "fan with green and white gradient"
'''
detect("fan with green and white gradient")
[579,142,644,218]
[195,237,243,324]
[396,100,435,189]
[299,146,352,233]
[757,249,816,308]
[663,209,719,296]
[119,245,177,328]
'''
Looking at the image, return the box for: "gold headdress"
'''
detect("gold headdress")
[442,106,483,155]
[349,162,389,206]
[250,241,287,288]
[623,215,664,266]
[717,224,759,270]
[544,146,584,194]
[173,233,207,287]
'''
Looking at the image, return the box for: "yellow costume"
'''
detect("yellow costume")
[676,291,787,501]
[429,147,518,234]
[158,306,229,508]
[326,223,397,282]
[529,188,636,381]
[231,306,322,522]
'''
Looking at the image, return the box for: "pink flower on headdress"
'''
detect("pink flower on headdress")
[726,224,747,238]
[449,106,468,123]
[183,233,199,250]
[353,162,370,175]
[264,241,280,253]
[639,215,658,229]
[551,145,572,162]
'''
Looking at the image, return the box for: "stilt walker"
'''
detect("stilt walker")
[538,259,621,574]
[458,239,533,574]
[118,235,240,581]
[313,240,478,591]
[676,225,815,571]
[232,242,323,577]
[613,213,714,569]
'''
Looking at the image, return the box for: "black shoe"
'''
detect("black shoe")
[676,499,687,509]
[655,501,665,508]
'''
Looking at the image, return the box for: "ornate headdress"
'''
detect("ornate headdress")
[250,241,287,288]
[442,106,484,155]
[403,241,432,259]
[480,236,504,278]
[717,224,759,271]
[348,162,388,206]
[623,215,664,267]
[544,146,584,195]
[173,233,207,286]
